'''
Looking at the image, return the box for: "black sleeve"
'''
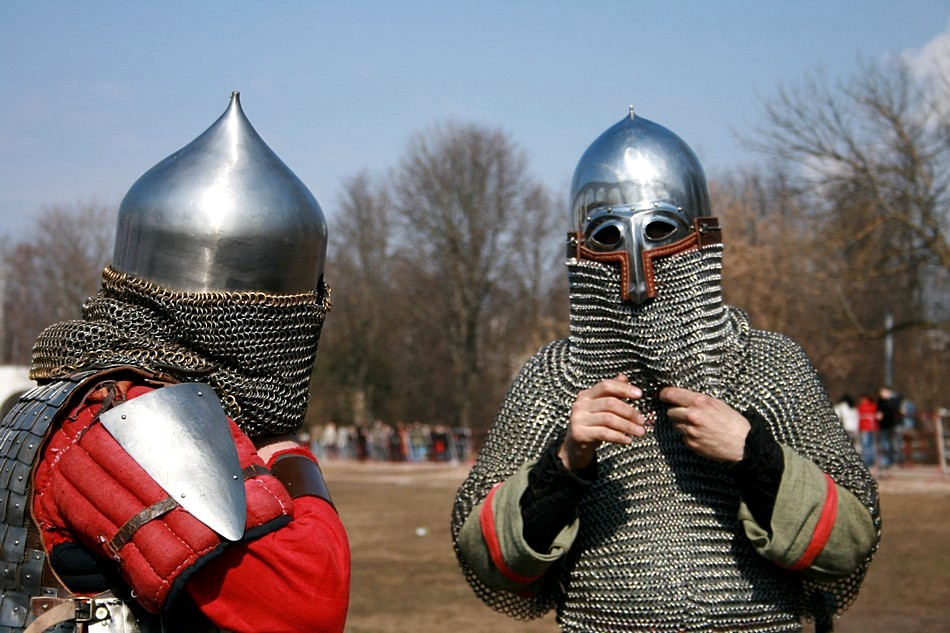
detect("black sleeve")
[50,542,122,593]
[519,439,597,552]
[729,410,784,529]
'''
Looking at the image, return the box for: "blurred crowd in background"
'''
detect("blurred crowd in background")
[304,420,472,464]
[834,386,949,475]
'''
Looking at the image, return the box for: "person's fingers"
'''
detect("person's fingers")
[587,375,643,401]
[658,385,696,407]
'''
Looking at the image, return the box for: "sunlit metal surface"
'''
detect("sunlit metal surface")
[113,92,327,293]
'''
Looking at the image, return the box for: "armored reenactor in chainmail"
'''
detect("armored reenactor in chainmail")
[452,110,880,633]
[0,93,349,632]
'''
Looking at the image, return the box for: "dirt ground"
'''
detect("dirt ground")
[325,460,950,633]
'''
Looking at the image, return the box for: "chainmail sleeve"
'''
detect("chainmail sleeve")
[451,340,573,621]
[727,329,881,622]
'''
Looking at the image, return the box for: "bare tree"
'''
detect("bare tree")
[745,59,949,327]
[741,57,950,408]
[715,172,874,396]
[492,182,568,371]
[1,202,114,364]
[309,172,397,429]
[391,121,559,430]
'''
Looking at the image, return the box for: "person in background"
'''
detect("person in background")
[876,386,903,469]
[834,393,859,450]
[452,109,879,633]
[1,93,349,633]
[857,393,880,468]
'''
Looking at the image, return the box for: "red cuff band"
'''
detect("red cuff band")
[789,473,838,570]
[479,484,543,585]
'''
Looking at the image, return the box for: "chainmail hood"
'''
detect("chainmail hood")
[453,244,880,632]
[30,265,331,436]
[563,241,742,398]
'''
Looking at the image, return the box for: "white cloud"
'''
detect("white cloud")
[904,18,950,83]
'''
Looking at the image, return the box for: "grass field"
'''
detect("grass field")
[324,460,950,633]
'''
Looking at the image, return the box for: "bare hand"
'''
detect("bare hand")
[659,386,749,463]
[559,375,646,472]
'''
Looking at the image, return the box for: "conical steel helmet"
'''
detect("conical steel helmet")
[569,108,713,303]
[113,92,327,294]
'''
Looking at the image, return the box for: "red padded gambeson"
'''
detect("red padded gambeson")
[32,384,293,614]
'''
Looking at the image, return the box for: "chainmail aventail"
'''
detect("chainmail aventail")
[29,266,331,436]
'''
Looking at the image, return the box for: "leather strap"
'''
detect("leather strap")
[243,464,270,478]
[269,454,335,509]
[28,596,100,633]
[26,600,79,633]
[695,216,721,246]
[108,496,179,557]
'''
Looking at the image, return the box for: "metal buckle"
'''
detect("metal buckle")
[72,597,95,622]
[39,597,106,622]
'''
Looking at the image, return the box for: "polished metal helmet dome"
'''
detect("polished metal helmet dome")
[570,107,711,229]
[113,92,327,294]
[571,107,710,229]
[569,108,714,303]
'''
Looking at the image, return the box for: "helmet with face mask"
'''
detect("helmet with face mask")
[568,107,719,303]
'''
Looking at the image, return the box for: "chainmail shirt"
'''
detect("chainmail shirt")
[452,244,880,632]
[29,265,331,436]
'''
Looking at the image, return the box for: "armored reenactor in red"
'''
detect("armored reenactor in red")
[1,93,349,632]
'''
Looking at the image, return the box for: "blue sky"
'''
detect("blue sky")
[1,1,948,239]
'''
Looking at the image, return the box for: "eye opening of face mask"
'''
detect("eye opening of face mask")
[588,222,624,250]
[645,219,678,241]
